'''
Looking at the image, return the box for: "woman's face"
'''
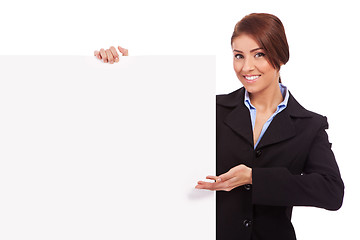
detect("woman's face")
[232,34,280,94]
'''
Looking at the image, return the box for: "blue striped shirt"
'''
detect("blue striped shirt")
[244,83,290,149]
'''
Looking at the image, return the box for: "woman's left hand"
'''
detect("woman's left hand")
[195,164,252,191]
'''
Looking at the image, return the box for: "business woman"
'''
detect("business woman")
[95,13,344,240]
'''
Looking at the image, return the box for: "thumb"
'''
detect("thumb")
[118,46,129,56]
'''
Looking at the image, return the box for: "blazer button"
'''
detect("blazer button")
[244,184,252,190]
[243,220,252,228]
[255,150,262,158]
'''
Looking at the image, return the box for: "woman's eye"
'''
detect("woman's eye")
[234,54,244,59]
[255,52,265,58]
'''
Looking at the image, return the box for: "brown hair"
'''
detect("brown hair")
[231,13,289,82]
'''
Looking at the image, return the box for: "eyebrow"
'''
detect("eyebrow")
[233,47,264,53]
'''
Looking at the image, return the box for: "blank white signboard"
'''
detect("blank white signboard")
[0,56,215,240]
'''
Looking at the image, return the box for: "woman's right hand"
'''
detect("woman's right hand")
[94,46,128,64]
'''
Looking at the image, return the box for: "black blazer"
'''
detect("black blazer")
[216,87,344,240]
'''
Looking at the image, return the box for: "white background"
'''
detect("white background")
[1,0,358,238]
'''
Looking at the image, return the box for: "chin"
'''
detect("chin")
[240,79,258,93]
[242,84,258,94]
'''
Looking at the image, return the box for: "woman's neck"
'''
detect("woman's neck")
[249,82,284,113]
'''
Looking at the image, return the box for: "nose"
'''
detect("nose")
[242,57,255,72]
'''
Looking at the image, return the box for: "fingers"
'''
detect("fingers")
[106,49,114,64]
[195,179,231,191]
[206,175,221,182]
[99,48,107,63]
[197,177,241,192]
[109,46,119,62]
[195,181,218,191]
[195,175,226,191]
[95,45,128,63]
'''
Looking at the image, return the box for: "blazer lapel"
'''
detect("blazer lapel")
[218,88,254,147]
[217,88,313,150]
[255,109,296,149]
[224,103,254,147]
[256,91,312,149]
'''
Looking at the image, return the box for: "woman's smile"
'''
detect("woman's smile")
[243,75,261,83]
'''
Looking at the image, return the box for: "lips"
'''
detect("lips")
[243,75,260,83]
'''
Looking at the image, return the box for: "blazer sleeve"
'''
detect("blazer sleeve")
[251,116,345,210]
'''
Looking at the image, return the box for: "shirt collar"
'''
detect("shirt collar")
[244,83,289,110]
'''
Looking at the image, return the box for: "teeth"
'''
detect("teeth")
[244,75,260,80]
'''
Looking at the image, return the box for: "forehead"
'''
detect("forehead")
[232,34,261,51]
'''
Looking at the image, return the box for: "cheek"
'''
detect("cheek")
[257,60,275,74]
[233,61,243,73]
